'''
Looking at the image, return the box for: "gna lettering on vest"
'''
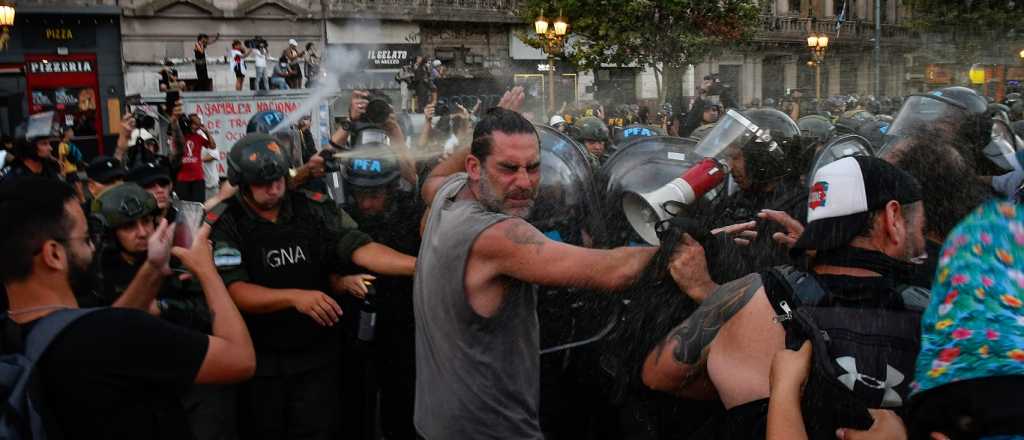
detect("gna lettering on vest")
[265,245,308,268]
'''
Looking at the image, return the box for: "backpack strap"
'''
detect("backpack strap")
[761,265,829,342]
[6,308,101,428]
[22,308,101,361]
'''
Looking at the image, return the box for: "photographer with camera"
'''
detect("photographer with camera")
[330,90,418,185]
[679,75,730,138]
[229,40,252,92]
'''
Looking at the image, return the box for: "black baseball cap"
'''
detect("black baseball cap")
[86,155,126,184]
[127,159,171,187]
[793,155,922,252]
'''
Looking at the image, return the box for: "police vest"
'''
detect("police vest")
[218,192,341,356]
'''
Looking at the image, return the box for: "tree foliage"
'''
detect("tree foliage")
[903,0,1024,33]
[517,0,762,72]
[903,0,1024,63]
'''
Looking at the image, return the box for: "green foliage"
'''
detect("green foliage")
[518,0,761,71]
[903,0,1024,33]
[903,0,1024,63]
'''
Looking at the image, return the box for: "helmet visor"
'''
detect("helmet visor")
[807,135,872,189]
[984,120,1018,173]
[886,95,966,140]
[693,109,760,159]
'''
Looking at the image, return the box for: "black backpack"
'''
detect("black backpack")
[0,308,100,439]
[761,266,924,439]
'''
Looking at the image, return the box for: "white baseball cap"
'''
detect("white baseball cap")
[289,39,298,46]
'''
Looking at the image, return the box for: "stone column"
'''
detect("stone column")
[828,59,841,96]
[857,56,871,95]
[740,56,755,106]
[784,57,798,91]
[753,57,764,103]
[777,0,789,14]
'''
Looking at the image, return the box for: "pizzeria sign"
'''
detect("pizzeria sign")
[28,60,94,74]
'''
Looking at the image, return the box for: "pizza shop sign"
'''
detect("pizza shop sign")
[27,60,94,74]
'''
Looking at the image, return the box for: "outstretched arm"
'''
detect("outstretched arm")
[475,218,656,292]
[642,274,764,397]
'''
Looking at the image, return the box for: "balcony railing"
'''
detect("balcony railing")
[327,0,522,22]
[757,16,917,46]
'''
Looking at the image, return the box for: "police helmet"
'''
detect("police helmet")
[763,98,777,109]
[577,116,610,142]
[13,112,59,158]
[880,86,993,168]
[855,120,890,152]
[91,183,160,230]
[247,110,287,134]
[834,109,877,135]
[341,142,401,188]
[226,133,291,186]
[693,109,791,185]
[798,115,835,144]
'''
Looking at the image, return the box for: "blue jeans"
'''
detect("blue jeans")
[270,77,289,90]
[254,67,267,90]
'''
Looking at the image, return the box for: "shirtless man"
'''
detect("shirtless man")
[413,88,669,439]
[642,156,927,437]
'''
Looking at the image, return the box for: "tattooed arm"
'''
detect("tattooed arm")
[642,274,765,397]
[473,218,656,292]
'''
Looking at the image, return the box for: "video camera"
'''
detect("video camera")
[704,74,728,96]
[349,90,394,146]
[244,36,268,50]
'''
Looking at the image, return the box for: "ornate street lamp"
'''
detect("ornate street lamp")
[0,2,16,28]
[807,32,829,104]
[535,10,569,116]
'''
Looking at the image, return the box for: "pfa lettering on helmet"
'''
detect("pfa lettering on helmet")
[352,159,383,173]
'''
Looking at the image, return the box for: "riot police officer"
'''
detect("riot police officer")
[336,143,422,440]
[575,116,611,165]
[694,109,806,283]
[208,133,416,440]
[0,112,61,184]
[88,182,234,440]
[246,110,329,193]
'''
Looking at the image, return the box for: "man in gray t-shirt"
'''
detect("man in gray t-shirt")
[414,89,677,439]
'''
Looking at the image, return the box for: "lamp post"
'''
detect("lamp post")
[535,12,568,116]
[806,32,829,105]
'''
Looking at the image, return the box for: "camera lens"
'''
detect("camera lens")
[365,99,391,125]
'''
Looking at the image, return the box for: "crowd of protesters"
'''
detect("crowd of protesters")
[0,78,1023,440]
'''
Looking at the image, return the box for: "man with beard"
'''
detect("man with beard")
[0,177,254,439]
[334,143,421,439]
[87,182,238,440]
[643,156,927,438]
[414,95,679,439]
[208,133,416,439]
[881,124,991,288]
